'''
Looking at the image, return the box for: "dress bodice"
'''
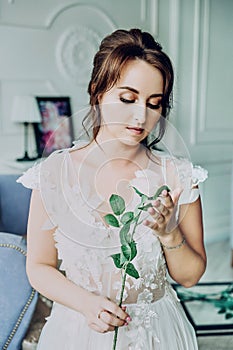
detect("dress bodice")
[17,143,208,305]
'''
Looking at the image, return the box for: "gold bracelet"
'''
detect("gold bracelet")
[160,236,186,250]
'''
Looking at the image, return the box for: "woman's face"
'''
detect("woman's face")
[98,59,164,146]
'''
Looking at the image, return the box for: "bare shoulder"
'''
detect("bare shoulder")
[69,143,90,164]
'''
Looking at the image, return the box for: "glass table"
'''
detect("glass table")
[172,282,233,336]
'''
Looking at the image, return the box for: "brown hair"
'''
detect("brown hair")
[82,28,174,149]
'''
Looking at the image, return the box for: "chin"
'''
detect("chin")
[119,136,145,147]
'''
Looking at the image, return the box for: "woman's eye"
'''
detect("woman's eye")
[147,102,161,110]
[120,97,135,104]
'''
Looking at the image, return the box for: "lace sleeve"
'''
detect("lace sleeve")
[16,161,42,190]
[178,160,208,205]
[17,150,67,231]
[16,149,66,191]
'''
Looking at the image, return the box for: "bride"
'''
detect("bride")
[18,28,207,349]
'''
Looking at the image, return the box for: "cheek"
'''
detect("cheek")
[146,110,161,130]
[100,103,132,125]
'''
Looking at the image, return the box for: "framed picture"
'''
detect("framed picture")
[34,96,74,157]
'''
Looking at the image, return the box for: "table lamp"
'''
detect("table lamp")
[11,95,41,161]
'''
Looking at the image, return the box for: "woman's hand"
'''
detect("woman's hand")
[81,294,130,333]
[143,188,182,236]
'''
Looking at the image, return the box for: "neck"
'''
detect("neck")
[94,134,145,165]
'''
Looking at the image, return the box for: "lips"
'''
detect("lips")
[126,127,144,135]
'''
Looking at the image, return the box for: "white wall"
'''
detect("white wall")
[173,0,233,243]
[0,0,232,243]
[0,0,158,162]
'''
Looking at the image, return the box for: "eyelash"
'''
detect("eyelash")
[120,97,134,104]
[120,97,161,110]
[147,102,161,110]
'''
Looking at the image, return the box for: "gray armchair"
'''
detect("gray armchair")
[0,174,38,350]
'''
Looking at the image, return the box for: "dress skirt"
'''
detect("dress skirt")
[37,291,198,350]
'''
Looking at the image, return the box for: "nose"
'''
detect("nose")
[133,104,147,124]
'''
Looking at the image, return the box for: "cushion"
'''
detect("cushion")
[0,175,32,235]
[0,232,38,350]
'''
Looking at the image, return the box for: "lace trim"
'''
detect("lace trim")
[125,294,160,348]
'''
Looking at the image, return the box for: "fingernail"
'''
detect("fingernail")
[154,200,160,207]
[162,190,167,196]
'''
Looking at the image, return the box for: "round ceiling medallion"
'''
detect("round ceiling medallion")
[56,26,101,85]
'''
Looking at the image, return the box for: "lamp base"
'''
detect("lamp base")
[16,151,38,162]
[16,156,38,162]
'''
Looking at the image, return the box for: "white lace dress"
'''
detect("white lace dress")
[17,143,208,350]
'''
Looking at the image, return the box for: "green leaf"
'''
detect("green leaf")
[111,253,123,268]
[138,203,153,211]
[121,244,131,260]
[129,241,137,260]
[225,313,233,319]
[120,223,131,245]
[150,185,170,200]
[134,207,140,217]
[104,214,120,227]
[126,262,140,279]
[218,308,226,314]
[121,241,137,261]
[120,252,127,265]
[121,211,134,224]
[109,194,125,216]
[141,194,148,202]
[131,186,145,197]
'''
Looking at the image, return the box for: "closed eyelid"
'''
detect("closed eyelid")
[147,96,163,103]
[120,96,135,104]
[120,92,135,99]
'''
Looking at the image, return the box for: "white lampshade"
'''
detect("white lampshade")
[11,95,41,123]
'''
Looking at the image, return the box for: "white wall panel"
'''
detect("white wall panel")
[162,0,233,243]
[202,162,232,243]
[0,0,159,165]
[195,0,233,144]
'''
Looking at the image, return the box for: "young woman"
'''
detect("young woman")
[18,28,207,349]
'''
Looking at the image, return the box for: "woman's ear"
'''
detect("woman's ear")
[97,93,103,104]
[90,83,103,104]
[90,83,96,94]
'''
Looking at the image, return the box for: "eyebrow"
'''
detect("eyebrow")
[117,86,163,98]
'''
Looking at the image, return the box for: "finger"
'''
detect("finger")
[89,323,103,333]
[143,219,158,231]
[91,322,115,333]
[153,200,170,216]
[101,299,129,321]
[153,198,172,214]
[148,200,169,218]
[100,310,127,327]
[98,318,115,332]
[160,191,174,209]
[148,206,160,218]
[147,210,165,225]
[156,214,165,224]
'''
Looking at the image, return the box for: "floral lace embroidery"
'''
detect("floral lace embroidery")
[125,291,160,348]
[192,165,208,187]
[114,281,131,302]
